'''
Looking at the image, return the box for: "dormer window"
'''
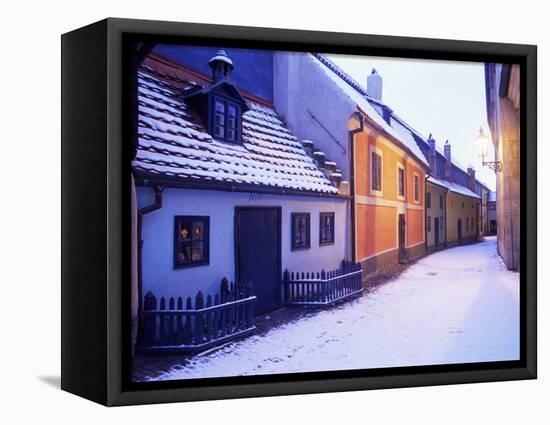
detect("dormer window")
[211,96,241,143]
[182,50,247,145]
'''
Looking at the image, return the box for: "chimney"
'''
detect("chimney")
[444,140,452,181]
[467,166,476,192]
[208,50,234,83]
[427,133,436,175]
[367,68,383,101]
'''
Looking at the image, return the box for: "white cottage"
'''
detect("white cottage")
[132,50,350,319]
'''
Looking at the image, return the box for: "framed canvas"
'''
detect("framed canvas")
[61,18,537,406]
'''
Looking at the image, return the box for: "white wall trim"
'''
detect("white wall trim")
[356,195,423,211]
[406,241,425,249]
[358,245,398,262]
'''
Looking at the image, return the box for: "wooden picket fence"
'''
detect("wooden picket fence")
[139,278,256,353]
[284,260,363,306]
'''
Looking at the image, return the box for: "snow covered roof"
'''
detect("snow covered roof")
[427,176,481,200]
[132,61,339,195]
[314,54,489,189]
[312,54,428,168]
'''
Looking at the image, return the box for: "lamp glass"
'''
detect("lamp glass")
[475,127,489,158]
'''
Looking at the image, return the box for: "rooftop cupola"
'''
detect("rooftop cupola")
[367,68,383,101]
[209,49,234,83]
[183,49,247,144]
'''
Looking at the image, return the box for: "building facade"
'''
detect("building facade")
[485,63,520,271]
[132,47,351,340]
[487,191,497,235]
[274,53,429,276]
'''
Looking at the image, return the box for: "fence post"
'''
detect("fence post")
[283,269,289,304]
[142,291,157,346]
[194,291,204,345]
[320,269,326,303]
[205,294,212,342]
[159,297,166,344]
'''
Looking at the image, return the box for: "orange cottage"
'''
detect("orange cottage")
[349,112,429,275]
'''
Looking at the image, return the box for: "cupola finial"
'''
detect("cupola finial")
[209,49,234,83]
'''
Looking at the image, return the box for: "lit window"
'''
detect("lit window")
[174,216,209,268]
[292,213,310,250]
[319,212,335,245]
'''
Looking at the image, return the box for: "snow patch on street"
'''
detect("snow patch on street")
[150,237,519,381]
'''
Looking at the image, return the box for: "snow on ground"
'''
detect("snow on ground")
[151,237,519,381]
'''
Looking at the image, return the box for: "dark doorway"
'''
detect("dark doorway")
[457,219,463,243]
[398,213,407,263]
[235,207,281,315]
[434,217,440,246]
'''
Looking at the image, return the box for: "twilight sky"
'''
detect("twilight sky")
[327,54,496,191]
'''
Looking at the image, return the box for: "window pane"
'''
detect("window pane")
[177,242,192,262]
[179,222,191,240]
[192,221,203,240]
[214,99,225,138]
[320,213,334,244]
[372,152,381,191]
[191,241,204,261]
[398,168,404,196]
[292,214,310,249]
[175,216,209,267]
[215,100,225,113]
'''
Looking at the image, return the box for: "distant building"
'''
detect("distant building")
[485,64,520,271]
[487,191,497,235]
[274,54,429,276]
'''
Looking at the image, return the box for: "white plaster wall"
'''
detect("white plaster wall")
[137,186,348,301]
[273,52,356,179]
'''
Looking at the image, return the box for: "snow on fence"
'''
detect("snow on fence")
[139,278,256,353]
[283,260,363,306]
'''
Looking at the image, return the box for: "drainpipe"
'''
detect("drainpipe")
[136,184,164,345]
[426,175,436,254]
[348,111,364,263]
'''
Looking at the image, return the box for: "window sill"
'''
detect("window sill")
[174,260,210,270]
[291,246,311,251]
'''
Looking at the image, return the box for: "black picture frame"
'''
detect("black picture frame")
[61,17,537,406]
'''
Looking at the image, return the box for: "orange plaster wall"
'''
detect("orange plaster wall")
[356,204,397,260]
[406,208,424,247]
[353,129,426,260]
[354,131,425,205]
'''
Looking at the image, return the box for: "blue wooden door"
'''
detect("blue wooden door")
[235,207,281,315]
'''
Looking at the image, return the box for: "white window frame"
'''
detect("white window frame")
[396,163,405,200]
[369,145,383,197]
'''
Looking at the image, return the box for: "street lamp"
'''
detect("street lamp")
[475,127,502,172]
